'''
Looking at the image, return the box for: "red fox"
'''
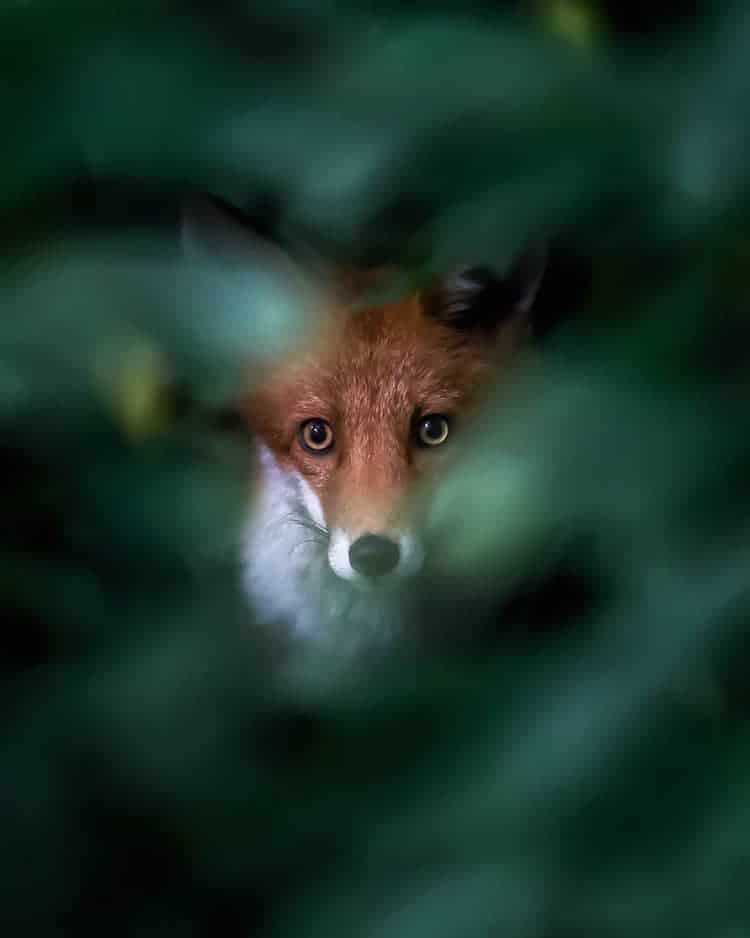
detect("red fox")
[183,197,545,644]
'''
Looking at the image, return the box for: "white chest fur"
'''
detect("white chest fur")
[241,446,403,649]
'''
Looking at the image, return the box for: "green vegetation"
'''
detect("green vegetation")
[3,2,750,935]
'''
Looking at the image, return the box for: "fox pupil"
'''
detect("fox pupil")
[308,421,328,444]
[418,415,449,446]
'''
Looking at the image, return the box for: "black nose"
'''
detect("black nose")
[348,534,400,578]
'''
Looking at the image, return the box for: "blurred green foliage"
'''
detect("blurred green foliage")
[3,1,750,936]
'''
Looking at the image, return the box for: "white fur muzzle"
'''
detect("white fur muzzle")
[241,446,421,645]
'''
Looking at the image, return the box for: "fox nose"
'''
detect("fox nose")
[348,534,400,578]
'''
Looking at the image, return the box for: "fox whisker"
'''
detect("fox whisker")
[285,514,329,539]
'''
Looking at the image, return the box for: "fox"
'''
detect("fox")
[182,197,545,647]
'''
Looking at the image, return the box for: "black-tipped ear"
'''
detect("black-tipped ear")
[424,242,546,332]
[181,193,307,298]
[181,194,269,267]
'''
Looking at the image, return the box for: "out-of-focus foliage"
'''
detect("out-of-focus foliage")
[3,1,750,936]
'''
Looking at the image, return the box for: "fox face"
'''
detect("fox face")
[182,197,544,644]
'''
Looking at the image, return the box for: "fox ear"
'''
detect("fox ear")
[181,194,271,268]
[424,242,546,333]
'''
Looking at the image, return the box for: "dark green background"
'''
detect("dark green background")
[3,2,750,935]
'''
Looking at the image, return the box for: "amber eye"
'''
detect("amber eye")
[416,414,450,447]
[299,418,334,453]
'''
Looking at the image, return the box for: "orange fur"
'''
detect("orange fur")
[181,194,543,637]
[244,284,527,542]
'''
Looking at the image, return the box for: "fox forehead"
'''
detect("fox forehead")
[247,290,493,451]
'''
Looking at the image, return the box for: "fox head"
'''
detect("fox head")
[182,196,545,625]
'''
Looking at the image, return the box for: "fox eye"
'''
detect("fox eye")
[416,414,450,447]
[299,418,334,453]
